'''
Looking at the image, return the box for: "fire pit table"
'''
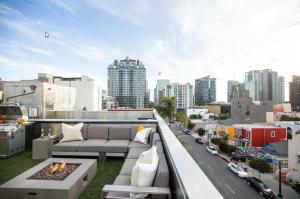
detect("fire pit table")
[0,158,97,199]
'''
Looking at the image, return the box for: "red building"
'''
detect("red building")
[233,124,287,147]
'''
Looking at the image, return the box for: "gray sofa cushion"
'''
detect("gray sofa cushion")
[128,141,151,148]
[103,140,130,153]
[77,139,107,152]
[81,124,89,140]
[119,158,137,175]
[155,141,164,153]
[130,124,157,141]
[127,147,148,159]
[109,127,131,140]
[153,154,169,187]
[52,141,84,152]
[107,175,130,198]
[127,144,164,159]
[87,125,108,139]
[152,133,161,145]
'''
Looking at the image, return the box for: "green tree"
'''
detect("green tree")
[187,119,195,129]
[249,157,272,173]
[176,112,188,128]
[197,128,206,136]
[158,97,176,126]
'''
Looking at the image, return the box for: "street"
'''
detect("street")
[172,123,261,199]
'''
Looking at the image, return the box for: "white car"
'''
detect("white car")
[227,162,248,178]
[206,146,218,155]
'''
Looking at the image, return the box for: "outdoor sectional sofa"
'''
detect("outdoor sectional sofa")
[51,123,171,198]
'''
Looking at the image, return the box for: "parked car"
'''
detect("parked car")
[195,137,205,144]
[206,145,218,155]
[246,177,276,198]
[183,129,191,135]
[231,155,247,162]
[227,162,248,178]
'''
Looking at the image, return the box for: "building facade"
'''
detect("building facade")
[107,57,147,109]
[154,79,170,105]
[288,129,300,182]
[289,75,300,112]
[51,74,102,111]
[227,80,239,103]
[230,90,273,123]
[195,76,216,105]
[233,124,287,147]
[165,82,194,109]
[245,69,284,104]
[2,78,76,118]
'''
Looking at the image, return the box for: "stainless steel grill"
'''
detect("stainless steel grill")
[0,103,27,158]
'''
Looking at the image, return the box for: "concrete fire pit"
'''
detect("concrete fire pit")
[0,158,97,199]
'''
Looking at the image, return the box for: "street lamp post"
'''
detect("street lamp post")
[278,160,283,198]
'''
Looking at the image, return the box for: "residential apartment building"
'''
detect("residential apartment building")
[245,69,284,104]
[195,76,216,105]
[289,75,300,111]
[227,80,239,102]
[165,82,193,109]
[154,79,170,105]
[107,57,147,109]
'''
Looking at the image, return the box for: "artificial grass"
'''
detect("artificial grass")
[0,151,124,199]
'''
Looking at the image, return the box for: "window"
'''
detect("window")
[246,131,250,139]
[271,131,275,138]
[297,155,300,163]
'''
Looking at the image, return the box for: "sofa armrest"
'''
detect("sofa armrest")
[51,133,62,144]
[102,184,171,199]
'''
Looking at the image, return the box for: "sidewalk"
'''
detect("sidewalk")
[219,153,299,199]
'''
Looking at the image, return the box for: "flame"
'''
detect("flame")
[49,160,66,174]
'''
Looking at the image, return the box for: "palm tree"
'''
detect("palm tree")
[159,97,176,126]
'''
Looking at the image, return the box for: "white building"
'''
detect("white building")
[165,82,194,109]
[2,79,76,118]
[101,90,115,110]
[154,79,170,105]
[186,108,209,118]
[288,128,300,182]
[51,74,102,111]
[107,57,147,109]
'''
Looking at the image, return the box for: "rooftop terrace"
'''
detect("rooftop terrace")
[0,110,222,199]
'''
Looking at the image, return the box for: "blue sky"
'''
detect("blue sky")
[1,0,300,101]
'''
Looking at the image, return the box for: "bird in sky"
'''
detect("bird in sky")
[45,31,49,38]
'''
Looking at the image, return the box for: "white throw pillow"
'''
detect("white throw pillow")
[60,123,84,143]
[133,128,153,144]
[130,146,159,198]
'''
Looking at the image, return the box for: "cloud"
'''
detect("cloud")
[22,46,52,56]
[87,0,153,26]
[49,0,76,15]
[0,55,18,67]
[1,19,39,37]
[0,3,23,16]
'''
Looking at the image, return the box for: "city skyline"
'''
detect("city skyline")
[1,1,300,102]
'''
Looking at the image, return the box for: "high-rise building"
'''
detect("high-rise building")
[245,69,284,104]
[107,57,147,109]
[195,76,216,105]
[227,80,239,102]
[165,82,193,109]
[289,75,300,111]
[154,79,170,105]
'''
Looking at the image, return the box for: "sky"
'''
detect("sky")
[1,0,300,102]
